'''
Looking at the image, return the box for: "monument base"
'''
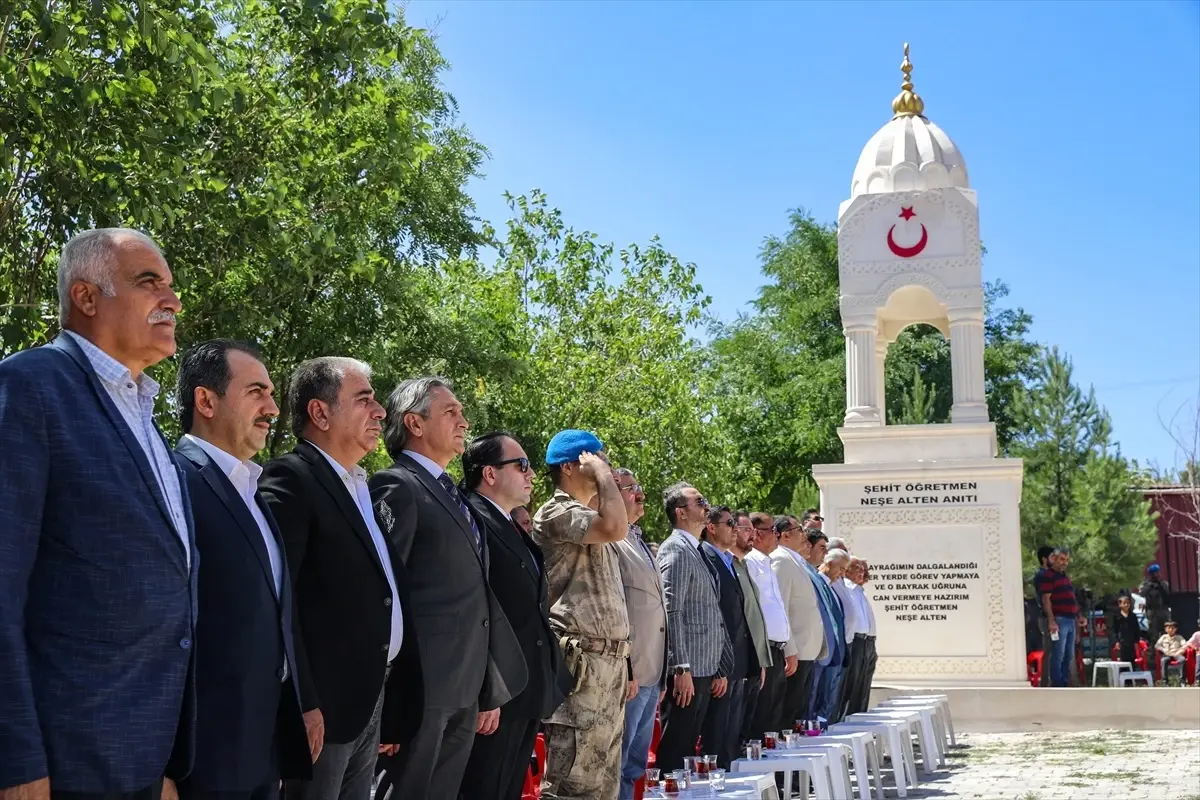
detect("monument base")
[870,685,1200,733]
[813,422,1026,688]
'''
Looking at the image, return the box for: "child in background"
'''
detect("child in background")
[1155,620,1188,680]
[1112,593,1142,666]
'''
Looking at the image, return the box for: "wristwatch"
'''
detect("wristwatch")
[671,664,691,676]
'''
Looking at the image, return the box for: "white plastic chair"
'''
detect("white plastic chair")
[766,741,854,799]
[876,693,957,747]
[826,720,918,797]
[845,709,941,773]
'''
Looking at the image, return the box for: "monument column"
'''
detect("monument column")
[875,336,889,424]
[949,309,988,423]
[843,320,881,426]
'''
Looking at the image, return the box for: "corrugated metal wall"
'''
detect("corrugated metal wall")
[1147,490,1199,594]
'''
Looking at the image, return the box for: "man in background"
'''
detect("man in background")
[460,433,565,800]
[726,512,773,752]
[742,513,792,741]
[656,483,733,772]
[1033,547,1080,687]
[611,469,668,800]
[1140,564,1172,644]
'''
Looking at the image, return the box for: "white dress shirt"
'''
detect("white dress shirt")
[745,549,791,643]
[183,434,283,597]
[402,448,444,480]
[858,583,877,636]
[674,528,701,549]
[833,576,866,643]
[66,330,190,564]
[310,442,403,662]
[483,494,512,520]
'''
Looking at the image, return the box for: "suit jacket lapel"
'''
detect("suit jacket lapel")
[50,335,186,568]
[296,441,388,582]
[470,494,540,585]
[177,438,278,600]
[396,453,485,570]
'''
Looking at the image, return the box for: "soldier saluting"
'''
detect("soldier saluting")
[531,430,630,800]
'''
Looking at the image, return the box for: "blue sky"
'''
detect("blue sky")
[407,0,1200,470]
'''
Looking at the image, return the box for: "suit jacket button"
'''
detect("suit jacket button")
[179,638,191,650]
[277,667,286,680]
[384,597,392,606]
[660,627,665,632]
[536,639,543,647]
[482,620,489,628]
[381,644,389,652]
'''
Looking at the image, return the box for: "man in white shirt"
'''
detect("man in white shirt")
[844,559,878,716]
[742,512,793,740]
[831,556,867,723]
[173,340,311,800]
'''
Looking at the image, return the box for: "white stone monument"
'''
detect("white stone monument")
[811,45,1027,687]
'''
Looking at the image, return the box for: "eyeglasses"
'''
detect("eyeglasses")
[490,457,530,473]
[618,482,643,495]
[692,496,709,508]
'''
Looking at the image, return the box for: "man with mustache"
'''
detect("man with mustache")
[370,378,527,799]
[173,340,311,800]
[459,432,568,800]
[259,358,423,800]
[0,228,195,800]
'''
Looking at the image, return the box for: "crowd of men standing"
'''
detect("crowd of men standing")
[0,228,878,800]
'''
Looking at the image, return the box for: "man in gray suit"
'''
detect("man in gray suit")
[770,516,825,731]
[611,469,668,800]
[370,378,527,798]
[656,483,733,772]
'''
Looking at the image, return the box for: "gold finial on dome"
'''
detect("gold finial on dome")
[891,42,925,118]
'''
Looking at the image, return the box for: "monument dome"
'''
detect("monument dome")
[850,44,969,199]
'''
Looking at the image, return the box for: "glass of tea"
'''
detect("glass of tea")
[710,768,727,791]
[763,731,778,750]
[644,768,660,789]
[746,739,763,760]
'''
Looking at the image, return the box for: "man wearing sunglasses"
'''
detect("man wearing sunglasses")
[459,433,568,800]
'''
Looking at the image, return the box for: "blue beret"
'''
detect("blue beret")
[1148,563,1160,573]
[545,429,604,466]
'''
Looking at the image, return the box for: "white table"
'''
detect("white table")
[645,772,779,798]
[876,693,957,747]
[762,742,853,799]
[732,752,835,799]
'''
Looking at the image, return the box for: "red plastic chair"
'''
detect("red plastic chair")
[521,733,546,799]
[1027,650,1043,687]
[1185,647,1198,686]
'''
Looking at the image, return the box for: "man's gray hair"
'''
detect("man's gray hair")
[57,228,162,325]
[613,467,636,480]
[824,548,850,566]
[382,376,452,458]
[827,537,849,553]
[1052,546,1071,556]
[288,357,372,437]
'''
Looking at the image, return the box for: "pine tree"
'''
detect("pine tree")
[893,366,938,425]
[1013,347,1158,594]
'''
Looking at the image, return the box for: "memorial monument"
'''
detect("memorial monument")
[811,45,1028,687]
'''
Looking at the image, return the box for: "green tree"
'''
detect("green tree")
[1012,347,1157,594]
[1,1,488,453]
[893,364,938,425]
[439,191,739,537]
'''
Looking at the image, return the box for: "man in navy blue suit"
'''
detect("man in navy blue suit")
[173,340,312,800]
[0,228,196,800]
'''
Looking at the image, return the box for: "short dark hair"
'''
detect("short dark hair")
[733,510,751,525]
[750,511,773,529]
[1037,545,1055,563]
[707,505,732,525]
[663,482,693,527]
[773,515,792,535]
[176,339,263,433]
[806,528,828,546]
[287,357,372,438]
[462,432,514,491]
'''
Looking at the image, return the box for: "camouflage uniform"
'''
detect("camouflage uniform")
[533,490,631,800]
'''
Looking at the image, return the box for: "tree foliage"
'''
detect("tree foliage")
[1012,347,1158,594]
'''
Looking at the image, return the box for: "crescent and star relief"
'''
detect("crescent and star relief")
[886,205,928,258]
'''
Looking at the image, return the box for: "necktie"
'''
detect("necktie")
[436,472,483,557]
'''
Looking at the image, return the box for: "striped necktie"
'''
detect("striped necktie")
[436,472,482,556]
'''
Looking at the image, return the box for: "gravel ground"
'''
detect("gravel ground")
[897,729,1200,800]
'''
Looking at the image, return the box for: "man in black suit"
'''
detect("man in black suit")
[370,377,528,799]
[459,433,569,800]
[259,358,423,800]
[173,340,311,800]
[699,506,760,768]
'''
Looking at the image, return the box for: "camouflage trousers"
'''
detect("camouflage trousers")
[541,651,627,800]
